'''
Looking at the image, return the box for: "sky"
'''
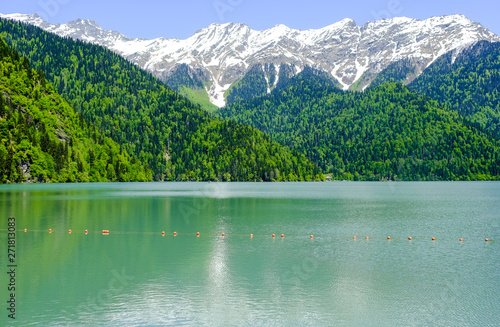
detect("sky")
[0,0,499,40]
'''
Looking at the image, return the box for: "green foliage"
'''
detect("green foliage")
[409,41,500,136]
[164,64,217,112]
[370,58,419,88]
[165,63,206,90]
[0,39,151,183]
[0,18,323,182]
[218,71,500,181]
[178,86,218,113]
[225,64,269,105]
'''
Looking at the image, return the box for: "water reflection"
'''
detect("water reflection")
[0,182,498,325]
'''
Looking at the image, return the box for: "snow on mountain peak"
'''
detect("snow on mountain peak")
[1,13,499,107]
[0,13,44,24]
[336,18,357,27]
[268,24,291,33]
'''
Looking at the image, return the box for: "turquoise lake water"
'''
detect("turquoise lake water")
[0,182,499,326]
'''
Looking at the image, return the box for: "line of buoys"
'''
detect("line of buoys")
[15,229,496,243]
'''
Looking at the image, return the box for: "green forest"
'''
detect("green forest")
[218,70,500,181]
[2,16,500,183]
[409,40,500,136]
[370,58,420,88]
[0,18,323,182]
[0,39,151,183]
[225,64,271,105]
[165,64,217,112]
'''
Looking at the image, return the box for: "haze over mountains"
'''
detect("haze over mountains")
[1,13,499,107]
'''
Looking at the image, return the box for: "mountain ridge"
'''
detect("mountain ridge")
[2,13,499,107]
[0,17,324,182]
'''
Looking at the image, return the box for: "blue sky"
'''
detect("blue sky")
[1,0,499,39]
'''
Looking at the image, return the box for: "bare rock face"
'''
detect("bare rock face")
[20,161,32,182]
[3,13,499,107]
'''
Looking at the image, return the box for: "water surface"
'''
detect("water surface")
[0,182,499,326]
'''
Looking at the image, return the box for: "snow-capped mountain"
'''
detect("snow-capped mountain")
[1,13,499,107]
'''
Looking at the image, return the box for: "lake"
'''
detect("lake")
[0,182,499,326]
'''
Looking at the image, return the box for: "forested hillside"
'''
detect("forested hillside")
[0,39,151,183]
[409,40,500,136]
[0,18,323,182]
[165,64,217,112]
[370,58,421,88]
[225,64,270,105]
[218,70,500,181]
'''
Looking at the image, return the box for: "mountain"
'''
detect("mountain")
[1,13,498,107]
[408,40,500,136]
[0,39,151,183]
[217,71,500,181]
[368,57,422,88]
[0,18,323,182]
[223,63,341,106]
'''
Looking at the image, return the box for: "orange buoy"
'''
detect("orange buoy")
[173,232,177,236]
[272,234,276,238]
[24,229,27,232]
[162,231,166,236]
[353,236,357,240]
[281,234,285,238]
[408,236,412,240]
[222,233,225,237]
[197,232,200,237]
[250,234,254,238]
[102,230,110,234]
[310,235,314,239]
[460,238,463,242]
[366,236,369,240]
[85,230,88,234]
[49,229,52,233]
[432,237,436,241]
[69,229,72,234]
[387,236,391,240]
[485,238,490,242]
